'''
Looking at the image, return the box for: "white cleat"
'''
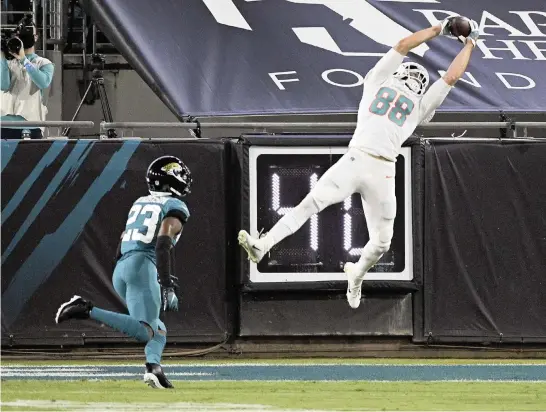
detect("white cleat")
[238,230,266,264]
[344,262,362,309]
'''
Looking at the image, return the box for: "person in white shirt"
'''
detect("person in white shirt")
[239,17,479,309]
[1,22,54,139]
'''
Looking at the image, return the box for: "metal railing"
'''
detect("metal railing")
[1,120,544,139]
[99,121,546,139]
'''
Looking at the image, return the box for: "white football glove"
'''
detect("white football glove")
[439,16,460,37]
[464,19,480,47]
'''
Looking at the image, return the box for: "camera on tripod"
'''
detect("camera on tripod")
[1,14,34,59]
[63,53,117,139]
[88,53,106,71]
[80,54,107,104]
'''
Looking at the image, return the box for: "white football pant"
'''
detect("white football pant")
[262,148,396,279]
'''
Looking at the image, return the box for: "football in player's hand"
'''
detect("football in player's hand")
[449,16,472,38]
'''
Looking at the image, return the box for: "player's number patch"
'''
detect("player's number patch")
[369,87,414,127]
[122,204,162,244]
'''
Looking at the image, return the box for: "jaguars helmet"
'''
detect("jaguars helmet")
[393,62,429,96]
[146,156,192,198]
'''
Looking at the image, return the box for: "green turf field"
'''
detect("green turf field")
[2,381,546,411]
[2,359,546,411]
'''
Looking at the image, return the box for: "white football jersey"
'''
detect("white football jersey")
[349,49,452,161]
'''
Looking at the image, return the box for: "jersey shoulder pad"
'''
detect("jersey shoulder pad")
[163,198,190,223]
[133,196,148,205]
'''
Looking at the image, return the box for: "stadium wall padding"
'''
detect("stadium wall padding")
[423,140,546,343]
[232,136,419,336]
[240,293,413,337]
[3,138,546,346]
[1,140,231,345]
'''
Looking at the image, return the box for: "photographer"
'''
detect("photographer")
[1,17,54,139]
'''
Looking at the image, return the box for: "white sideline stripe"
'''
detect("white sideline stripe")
[3,363,546,367]
[1,372,214,377]
[0,401,536,412]
[2,368,104,373]
[0,400,333,412]
[0,400,327,412]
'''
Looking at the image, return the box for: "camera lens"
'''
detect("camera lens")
[7,37,22,55]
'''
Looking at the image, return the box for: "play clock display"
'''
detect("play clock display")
[248,146,413,283]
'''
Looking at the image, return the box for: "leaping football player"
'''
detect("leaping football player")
[55,156,192,389]
[239,17,479,309]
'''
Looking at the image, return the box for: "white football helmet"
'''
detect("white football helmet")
[394,62,429,96]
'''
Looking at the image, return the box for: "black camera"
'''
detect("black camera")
[88,53,106,71]
[1,14,35,60]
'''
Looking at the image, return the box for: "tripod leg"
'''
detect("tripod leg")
[96,80,113,122]
[62,80,94,136]
[96,79,117,138]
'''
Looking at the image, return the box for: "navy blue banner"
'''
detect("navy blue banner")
[84,0,546,116]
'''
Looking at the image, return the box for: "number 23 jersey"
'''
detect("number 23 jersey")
[349,49,452,162]
[120,195,190,264]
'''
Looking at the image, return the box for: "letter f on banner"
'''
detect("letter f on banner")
[201,0,252,30]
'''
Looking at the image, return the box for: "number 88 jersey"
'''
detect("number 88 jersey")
[120,195,190,264]
[349,49,452,162]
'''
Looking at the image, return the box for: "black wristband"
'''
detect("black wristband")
[156,235,174,285]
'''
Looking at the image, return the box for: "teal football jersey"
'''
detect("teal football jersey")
[120,195,190,263]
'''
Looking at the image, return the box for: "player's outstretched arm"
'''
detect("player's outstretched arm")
[440,19,479,85]
[394,16,475,55]
[394,25,441,56]
[366,24,442,86]
[419,23,479,122]
[442,38,476,86]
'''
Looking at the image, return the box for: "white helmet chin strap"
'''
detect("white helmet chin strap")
[170,187,182,196]
[149,188,183,197]
[149,190,172,197]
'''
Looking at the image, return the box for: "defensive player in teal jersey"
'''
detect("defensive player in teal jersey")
[55,156,192,389]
